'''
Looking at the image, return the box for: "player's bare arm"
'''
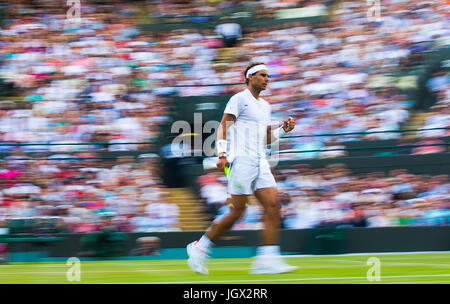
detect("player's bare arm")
[216,113,236,171]
[266,117,295,145]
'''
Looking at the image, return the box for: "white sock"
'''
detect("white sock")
[196,235,213,251]
[257,245,280,258]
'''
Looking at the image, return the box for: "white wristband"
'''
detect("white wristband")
[272,127,286,141]
[216,139,227,155]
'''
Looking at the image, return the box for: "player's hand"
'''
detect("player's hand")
[282,117,295,133]
[216,156,229,171]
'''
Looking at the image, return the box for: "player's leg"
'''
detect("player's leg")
[187,156,255,274]
[205,194,248,241]
[251,178,297,274]
[254,187,281,252]
[253,162,282,250]
[186,194,247,275]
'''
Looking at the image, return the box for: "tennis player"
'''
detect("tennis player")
[187,62,297,275]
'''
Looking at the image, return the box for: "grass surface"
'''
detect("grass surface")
[1,252,449,284]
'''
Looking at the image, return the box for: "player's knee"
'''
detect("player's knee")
[229,205,245,220]
[265,202,280,217]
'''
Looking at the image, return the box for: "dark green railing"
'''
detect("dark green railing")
[169,82,244,87]
[0,128,447,161]
[282,127,450,139]
[278,143,449,155]
[0,127,446,147]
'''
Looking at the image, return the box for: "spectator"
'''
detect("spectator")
[129,236,161,256]
[197,172,228,217]
[215,18,242,47]
[0,243,9,264]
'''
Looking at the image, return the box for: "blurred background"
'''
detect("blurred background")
[0,0,448,261]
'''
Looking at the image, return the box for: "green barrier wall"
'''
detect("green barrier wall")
[2,226,449,262]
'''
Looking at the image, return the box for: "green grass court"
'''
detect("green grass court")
[1,252,449,284]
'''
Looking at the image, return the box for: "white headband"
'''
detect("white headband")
[246,64,268,79]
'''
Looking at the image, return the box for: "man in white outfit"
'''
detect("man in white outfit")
[187,62,297,275]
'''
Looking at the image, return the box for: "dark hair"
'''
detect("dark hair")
[244,62,265,85]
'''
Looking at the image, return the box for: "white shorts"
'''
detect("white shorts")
[227,155,277,195]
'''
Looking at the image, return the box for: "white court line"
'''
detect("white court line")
[0,269,210,275]
[379,281,450,284]
[284,251,450,258]
[2,251,448,268]
[4,259,449,268]
[0,263,360,275]
[323,258,450,268]
[147,274,450,284]
[0,262,249,269]
[4,259,442,269]
[1,260,252,267]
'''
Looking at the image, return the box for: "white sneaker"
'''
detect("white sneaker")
[187,241,209,275]
[250,256,298,274]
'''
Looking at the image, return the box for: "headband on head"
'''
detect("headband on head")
[245,64,268,79]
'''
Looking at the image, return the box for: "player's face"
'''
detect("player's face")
[250,69,269,90]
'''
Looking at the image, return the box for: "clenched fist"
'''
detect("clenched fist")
[282,117,295,133]
[216,156,229,171]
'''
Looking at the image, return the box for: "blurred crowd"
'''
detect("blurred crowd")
[0,1,447,153]
[0,156,181,234]
[257,0,448,159]
[0,0,448,235]
[197,165,450,229]
[0,0,170,152]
